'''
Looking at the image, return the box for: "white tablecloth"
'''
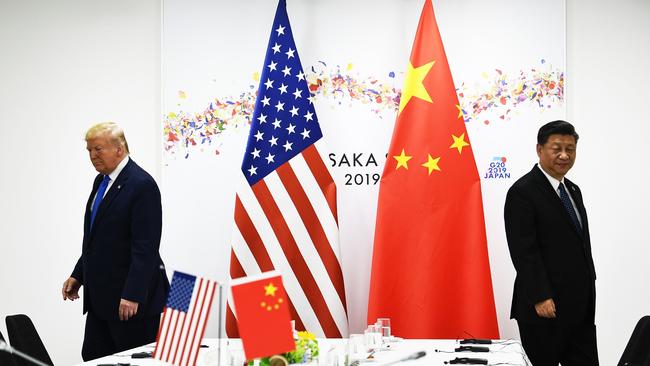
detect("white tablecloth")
[74,338,530,366]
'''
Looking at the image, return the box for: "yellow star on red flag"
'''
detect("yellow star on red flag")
[398,61,435,114]
[450,133,470,154]
[264,282,278,296]
[393,149,413,170]
[456,104,464,119]
[422,154,441,175]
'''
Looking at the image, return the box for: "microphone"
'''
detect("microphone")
[0,340,51,366]
[455,346,489,353]
[444,357,488,365]
[459,338,492,345]
[379,351,426,366]
[403,351,426,361]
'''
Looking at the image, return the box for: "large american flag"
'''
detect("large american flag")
[226,0,348,338]
[154,271,217,366]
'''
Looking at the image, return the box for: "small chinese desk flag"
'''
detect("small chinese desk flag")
[230,272,295,360]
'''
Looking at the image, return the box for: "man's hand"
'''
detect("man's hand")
[62,277,81,301]
[119,299,139,321]
[535,298,557,318]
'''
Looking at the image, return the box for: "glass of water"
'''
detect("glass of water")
[376,318,391,338]
[364,324,382,350]
[348,334,366,361]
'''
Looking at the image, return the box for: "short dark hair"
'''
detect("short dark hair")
[537,120,579,145]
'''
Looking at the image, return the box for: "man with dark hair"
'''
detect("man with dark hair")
[504,120,598,365]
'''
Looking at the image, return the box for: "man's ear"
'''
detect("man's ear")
[536,144,542,158]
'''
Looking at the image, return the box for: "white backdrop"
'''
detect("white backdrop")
[161,0,565,341]
[1,0,649,365]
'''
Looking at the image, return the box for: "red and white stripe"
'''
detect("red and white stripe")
[154,278,217,366]
[226,144,348,338]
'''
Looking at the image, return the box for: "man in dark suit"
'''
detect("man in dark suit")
[62,122,169,361]
[504,120,598,365]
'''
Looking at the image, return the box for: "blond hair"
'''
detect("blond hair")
[85,122,130,153]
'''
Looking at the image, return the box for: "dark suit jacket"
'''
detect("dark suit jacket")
[504,165,596,324]
[71,158,169,321]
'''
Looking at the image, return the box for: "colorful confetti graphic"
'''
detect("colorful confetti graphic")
[163,91,257,158]
[306,61,402,115]
[164,60,563,158]
[457,59,564,125]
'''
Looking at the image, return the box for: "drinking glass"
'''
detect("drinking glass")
[364,324,382,350]
[227,344,246,366]
[348,334,366,361]
[376,318,391,338]
[318,344,344,366]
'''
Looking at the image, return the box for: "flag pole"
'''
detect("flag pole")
[217,283,224,366]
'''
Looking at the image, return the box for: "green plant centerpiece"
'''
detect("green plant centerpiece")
[253,331,320,366]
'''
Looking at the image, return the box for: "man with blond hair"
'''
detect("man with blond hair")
[62,122,169,360]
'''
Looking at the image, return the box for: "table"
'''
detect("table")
[74,338,530,366]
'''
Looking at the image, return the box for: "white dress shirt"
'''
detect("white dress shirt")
[91,156,130,209]
[537,163,582,226]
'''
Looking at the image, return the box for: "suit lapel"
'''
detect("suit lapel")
[565,178,588,234]
[84,174,103,236]
[531,165,584,238]
[89,159,132,233]
[565,177,596,278]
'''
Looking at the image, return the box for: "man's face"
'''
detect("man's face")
[86,135,124,175]
[537,134,577,180]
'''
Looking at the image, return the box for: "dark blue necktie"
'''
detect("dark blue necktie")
[90,175,110,228]
[558,182,582,232]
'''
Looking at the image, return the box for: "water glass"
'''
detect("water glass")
[364,324,382,349]
[348,334,366,361]
[318,345,344,366]
[376,318,391,338]
[227,346,246,366]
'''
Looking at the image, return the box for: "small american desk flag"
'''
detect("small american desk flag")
[154,271,217,366]
[226,0,348,338]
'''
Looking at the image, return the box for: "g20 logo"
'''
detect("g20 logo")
[484,157,511,179]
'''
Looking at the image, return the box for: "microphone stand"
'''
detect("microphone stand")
[0,340,50,366]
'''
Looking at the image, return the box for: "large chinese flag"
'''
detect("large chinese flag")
[367,0,499,339]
